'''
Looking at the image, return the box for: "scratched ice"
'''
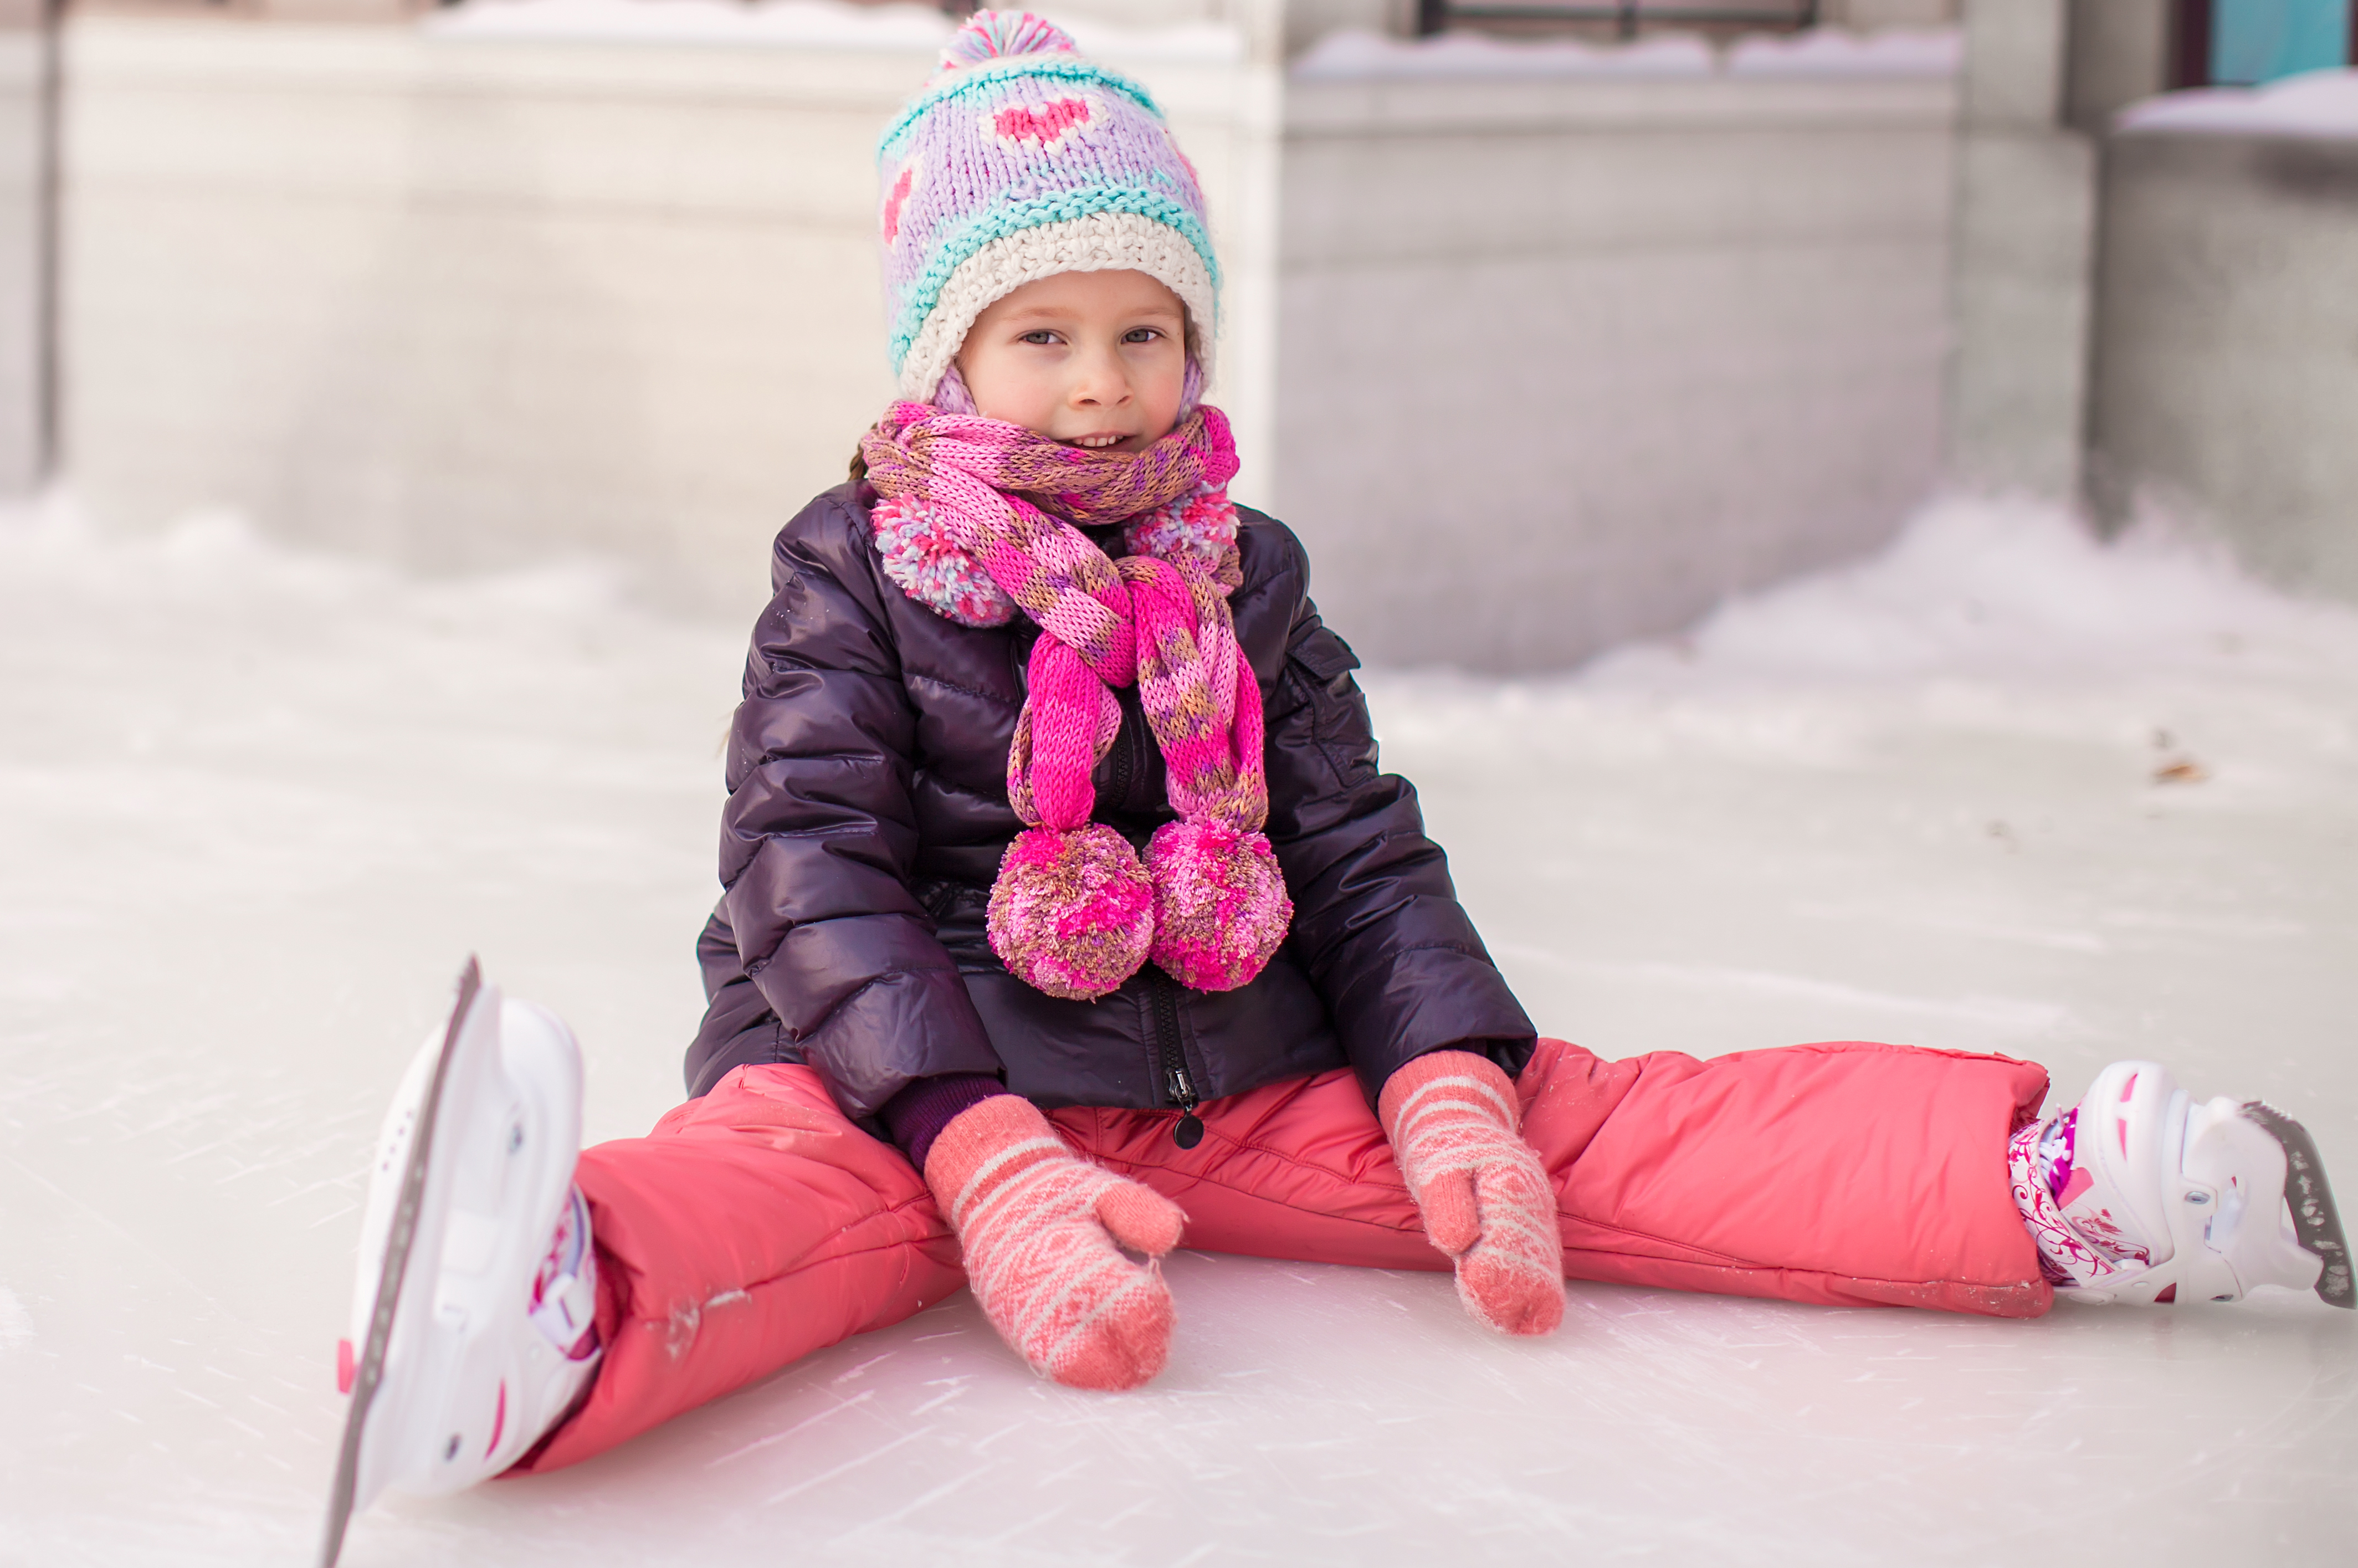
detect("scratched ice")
[2,495,2354,1566]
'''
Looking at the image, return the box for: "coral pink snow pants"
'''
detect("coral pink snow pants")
[514,1037,2052,1475]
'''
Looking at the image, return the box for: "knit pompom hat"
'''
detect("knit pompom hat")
[877,10,1221,403]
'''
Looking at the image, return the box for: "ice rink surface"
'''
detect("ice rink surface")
[3,496,2355,1566]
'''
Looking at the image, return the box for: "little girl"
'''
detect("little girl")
[319,12,2351,1555]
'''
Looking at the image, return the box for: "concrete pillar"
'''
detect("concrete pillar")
[2063,0,2172,132]
[0,0,52,498]
[1943,0,2095,500]
[1281,0,1404,57]
[2087,132,2358,599]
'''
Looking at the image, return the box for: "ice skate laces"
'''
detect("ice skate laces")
[2040,1109,2154,1265]
[528,1186,599,1360]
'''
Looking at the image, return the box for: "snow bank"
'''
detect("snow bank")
[10,490,2348,691]
[1293,28,1711,81]
[426,0,952,50]
[1723,27,1960,79]
[423,0,1247,63]
[1588,495,2358,686]
[2116,68,2358,139]
[1362,494,2358,792]
[0,494,693,649]
[1292,25,1957,83]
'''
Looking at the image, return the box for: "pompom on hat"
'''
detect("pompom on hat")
[876,10,1221,403]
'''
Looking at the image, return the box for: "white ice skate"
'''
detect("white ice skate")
[319,960,602,1567]
[2041,1060,2352,1309]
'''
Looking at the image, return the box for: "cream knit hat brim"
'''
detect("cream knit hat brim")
[895,212,1218,404]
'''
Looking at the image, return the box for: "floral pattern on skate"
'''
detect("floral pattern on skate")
[2010,1120,2126,1288]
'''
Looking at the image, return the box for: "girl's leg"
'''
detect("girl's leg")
[511,1064,963,1474]
[1057,1037,2055,1319]
[1526,1037,2051,1315]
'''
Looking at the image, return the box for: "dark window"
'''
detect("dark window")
[1413,1,1817,41]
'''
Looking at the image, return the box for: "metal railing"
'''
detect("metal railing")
[1414,1,1819,39]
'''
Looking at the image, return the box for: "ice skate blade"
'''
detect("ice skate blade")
[319,957,484,1568]
[2240,1102,2354,1309]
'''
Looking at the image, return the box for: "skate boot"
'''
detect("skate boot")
[319,961,603,1567]
[2011,1060,2354,1309]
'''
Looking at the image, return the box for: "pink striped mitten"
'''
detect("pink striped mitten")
[1380,1051,1566,1336]
[924,1095,1187,1390]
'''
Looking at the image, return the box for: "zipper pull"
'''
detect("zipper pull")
[1168,1066,1203,1150]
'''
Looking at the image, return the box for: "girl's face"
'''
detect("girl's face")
[954,269,1188,454]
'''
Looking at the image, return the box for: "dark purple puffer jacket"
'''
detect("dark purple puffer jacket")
[683,481,1536,1122]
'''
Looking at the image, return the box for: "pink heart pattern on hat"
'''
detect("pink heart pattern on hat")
[881,162,919,248]
[992,96,1093,151]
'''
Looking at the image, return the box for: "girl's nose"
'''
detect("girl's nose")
[1069,347,1131,408]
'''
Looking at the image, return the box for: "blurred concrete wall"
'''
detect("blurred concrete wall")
[1828,0,1959,22]
[59,14,1281,618]
[2062,0,2169,131]
[60,6,1958,667]
[1276,71,1957,669]
[0,0,50,497]
[1942,0,2091,499]
[2088,130,2358,598]
[1942,1,2358,610]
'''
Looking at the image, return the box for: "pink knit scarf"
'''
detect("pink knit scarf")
[859,402,1293,1001]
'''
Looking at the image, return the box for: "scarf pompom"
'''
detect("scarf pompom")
[867,401,1288,1002]
[873,494,1019,628]
[1145,819,1293,992]
[1122,487,1240,582]
[987,824,1156,1001]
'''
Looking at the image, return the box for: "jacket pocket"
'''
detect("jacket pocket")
[1283,625,1377,783]
[1290,626,1360,684]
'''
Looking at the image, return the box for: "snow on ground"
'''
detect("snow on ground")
[1292,28,1715,80]
[1291,24,1957,81]
[434,0,957,48]
[1723,25,1960,78]
[2117,67,2358,139]
[426,0,957,49]
[425,0,1249,64]
[2,495,2355,1565]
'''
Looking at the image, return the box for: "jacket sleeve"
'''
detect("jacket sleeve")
[719,491,1004,1120]
[1257,540,1538,1104]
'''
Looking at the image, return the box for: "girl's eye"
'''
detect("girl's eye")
[1020,330,1058,346]
[1122,328,1161,344]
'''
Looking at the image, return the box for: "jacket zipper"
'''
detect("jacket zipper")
[1147,971,1202,1149]
[1108,697,1137,812]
